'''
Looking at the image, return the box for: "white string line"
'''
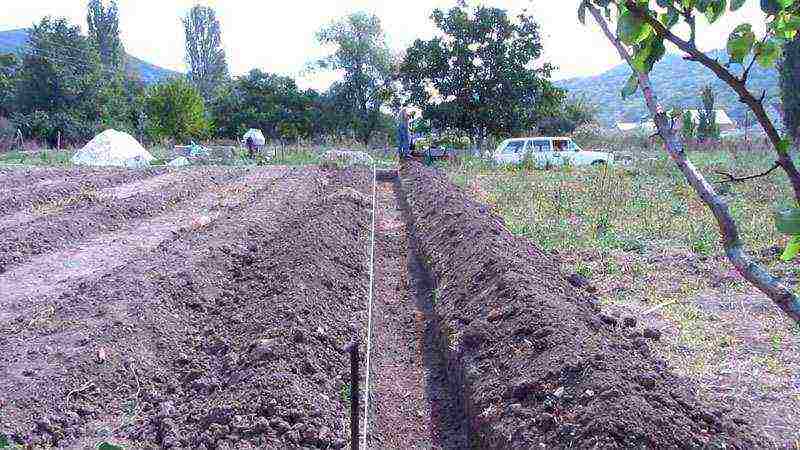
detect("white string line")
[361,158,378,449]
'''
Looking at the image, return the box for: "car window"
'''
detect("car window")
[531,139,552,152]
[568,141,581,151]
[502,141,525,154]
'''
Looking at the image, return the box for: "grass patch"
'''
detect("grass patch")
[0,149,73,166]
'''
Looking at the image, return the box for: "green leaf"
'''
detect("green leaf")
[622,73,639,99]
[0,434,8,449]
[731,0,746,10]
[660,7,680,28]
[705,0,727,23]
[772,13,800,39]
[778,137,792,154]
[631,45,652,72]
[727,24,756,63]
[617,10,652,45]
[755,38,781,67]
[98,443,124,450]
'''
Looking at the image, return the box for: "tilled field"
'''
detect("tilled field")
[0,161,780,449]
[0,166,372,448]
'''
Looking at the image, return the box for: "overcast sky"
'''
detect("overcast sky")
[0,0,768,90]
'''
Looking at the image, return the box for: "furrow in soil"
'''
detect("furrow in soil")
[368,177,468,449]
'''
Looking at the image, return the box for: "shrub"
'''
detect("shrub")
[145,77,210,143]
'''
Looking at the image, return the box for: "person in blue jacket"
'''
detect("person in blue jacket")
[397,108,412,159]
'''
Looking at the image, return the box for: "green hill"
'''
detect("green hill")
[555,49,780,127]
[0,28,179,85]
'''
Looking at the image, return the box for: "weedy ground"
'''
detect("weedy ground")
[447,143,800,445]
[0,143,397,169]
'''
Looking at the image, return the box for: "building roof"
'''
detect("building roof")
[615,122,639,131]
[685,109,734,125]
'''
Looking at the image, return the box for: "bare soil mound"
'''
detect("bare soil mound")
[0,167,371,449]
[399,160,765,448]
[0,168,241,273]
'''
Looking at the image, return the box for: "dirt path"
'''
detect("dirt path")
[368,177,468,449]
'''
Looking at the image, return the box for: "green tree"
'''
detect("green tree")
[313,12,396,145]
[183,5,228,102]
[0,53,18,118]
[696,85,719,140]
[87,0,124,70]
[681,109,696,139]
[145,77,210,142]
[399,4,563,146]
[579,0,800,323]
[13,17,108,144]
[780,34,800,144]
[211,69,323,140]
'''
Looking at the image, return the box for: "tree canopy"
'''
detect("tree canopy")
[211,70,328,141]
[398,4,563,141]
[313,12,396,144]
[183,5,229,103]
[87,0,124,70]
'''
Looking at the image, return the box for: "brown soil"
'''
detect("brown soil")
[368,176,468,449]
[0,168,294,322]
[0,168,166,216]
[0,168,242,273]
[0,166,372,449]
[399,160,766,449]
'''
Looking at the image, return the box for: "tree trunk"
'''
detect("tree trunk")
[588,5,800,324]
[780,34,800,148]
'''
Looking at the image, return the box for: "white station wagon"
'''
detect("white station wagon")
[493,137,614,167]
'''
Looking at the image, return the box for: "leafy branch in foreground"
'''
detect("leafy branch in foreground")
[578,0,800,324]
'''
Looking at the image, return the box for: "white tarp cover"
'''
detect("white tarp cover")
[72,129,154,168]
[242,129,266,147]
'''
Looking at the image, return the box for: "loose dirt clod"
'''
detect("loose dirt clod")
[399,160,766,449]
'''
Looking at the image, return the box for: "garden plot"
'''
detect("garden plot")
[0,168,167,217]
[0,168,243,273]
[0,165,372,448]
[400,161,765,448]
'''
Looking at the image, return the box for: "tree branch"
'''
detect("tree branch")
[715,162,781,184]
[624,0,800,205]
[588,2,800,325]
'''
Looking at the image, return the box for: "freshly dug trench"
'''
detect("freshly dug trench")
[399,160,765,449]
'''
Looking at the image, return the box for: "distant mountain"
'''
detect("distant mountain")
[0,28,179,85]
[555,49,780,127]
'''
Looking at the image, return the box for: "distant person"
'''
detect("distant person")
[245,136,257,159]
[397,107,412,159]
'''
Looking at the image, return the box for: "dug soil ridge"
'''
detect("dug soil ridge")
[399,160,766,449]
[0,167,371,449]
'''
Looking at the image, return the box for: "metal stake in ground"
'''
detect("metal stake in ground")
[345,340,360,450]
